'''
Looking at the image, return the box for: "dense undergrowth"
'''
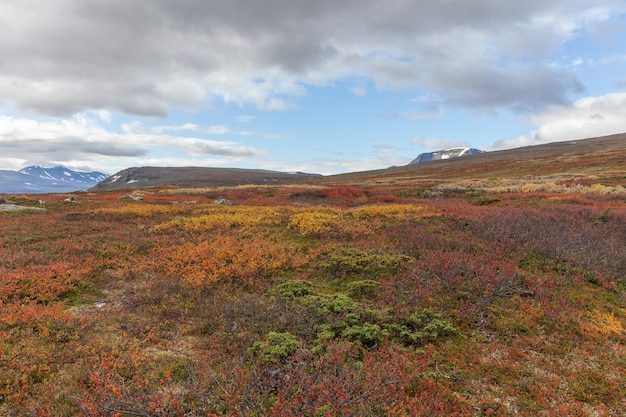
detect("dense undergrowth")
[0,186,625,416]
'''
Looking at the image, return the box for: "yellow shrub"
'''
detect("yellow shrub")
[158,206,285,230]
[288,209,343,236]
[349,204,426,220]
[582,309,626,339]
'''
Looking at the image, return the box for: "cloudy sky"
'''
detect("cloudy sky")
[1,0,625,175]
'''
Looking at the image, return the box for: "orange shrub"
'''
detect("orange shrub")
[152,233,308,287]
[0,261,91,305]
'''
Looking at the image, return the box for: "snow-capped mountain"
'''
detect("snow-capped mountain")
[409,147,485,164]
[0,165,109,194]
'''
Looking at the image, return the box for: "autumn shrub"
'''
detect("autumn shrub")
[396,187,433,198]
[0,261,92,305]
[321,186,365,200]
[288,208,343,236]
[98,203,187,217]
[466,205,626,284]
[286,204,431,238]
[152,233,308,288]
[210,341,470,416]
[77,350,200,417]
[216,291,322,348]
[4,183,626,416]
[158,205,285,231]
[581,309,626,340]
[348,203,427,220]
[288,188,326,200]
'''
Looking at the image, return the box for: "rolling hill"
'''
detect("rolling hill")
[90,166,319,191]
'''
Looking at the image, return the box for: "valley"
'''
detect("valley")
[0,134,625,416]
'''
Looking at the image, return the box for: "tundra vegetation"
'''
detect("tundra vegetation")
[0,180,625,416]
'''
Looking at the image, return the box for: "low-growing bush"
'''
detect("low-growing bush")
[250,332,300,363]
[322,246,413,278]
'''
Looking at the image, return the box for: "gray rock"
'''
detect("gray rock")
[213,198,233,205]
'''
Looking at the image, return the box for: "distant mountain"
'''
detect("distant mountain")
[90,166,321,191]
[0,165,109,194]
[409,147,485,164]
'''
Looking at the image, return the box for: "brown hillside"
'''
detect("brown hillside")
[323,133,626,188]
[90,166,319,191]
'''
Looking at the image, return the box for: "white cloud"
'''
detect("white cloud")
[399,93,445,119]
[373,144,400,154]
[351,87,368,97]
[411,137,466,149]
[152,123,230,135]
[262,133,282,139]
[93,110,112,123]
[236,115,257,123]
[492,92,626,149]
[398,109,443,120]
[0,115,266,172]
[262,155,411,176]
[0,0,622,117]
[152,123,200,133]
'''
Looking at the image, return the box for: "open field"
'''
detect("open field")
[1,135,626,416]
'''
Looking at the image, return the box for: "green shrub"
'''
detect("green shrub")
[272,280,357,315]
[313,293,357,315]
[250,331,300,363]
[340,323,385,348]
[314,319,387,349]
[472,196,500,206]
[273,279,316,298]
[346,280,380,299]
[322,247,412,278]
[384,309,461,346]
[592,208,610,224]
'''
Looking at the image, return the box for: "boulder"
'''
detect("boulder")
[213,198,233,206]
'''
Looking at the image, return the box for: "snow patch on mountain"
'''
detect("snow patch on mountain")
[409,147,485,164]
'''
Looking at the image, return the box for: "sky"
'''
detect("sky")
[0,0,625,175]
